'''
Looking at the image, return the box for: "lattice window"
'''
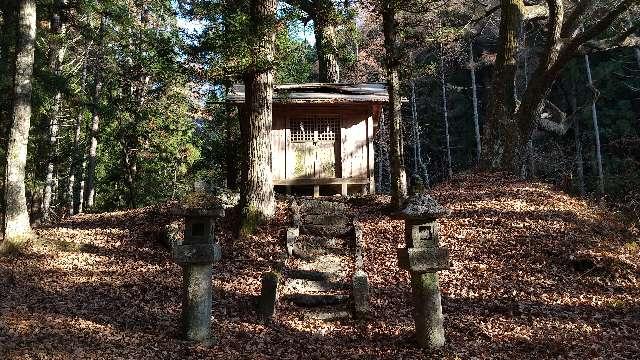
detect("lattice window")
[289,115,340,143]
[317,117,340,142]
[290,118,315,143]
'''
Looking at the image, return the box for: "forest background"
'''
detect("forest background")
[1,0,639,228]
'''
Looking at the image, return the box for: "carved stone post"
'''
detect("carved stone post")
[172,207,223,344]
[397,195,450,349]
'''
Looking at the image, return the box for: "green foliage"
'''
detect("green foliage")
[274,22,314,83]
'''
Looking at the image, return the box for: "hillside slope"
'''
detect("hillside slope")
[1,173,638,359]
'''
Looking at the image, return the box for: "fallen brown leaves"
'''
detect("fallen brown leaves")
[1,172,638,359]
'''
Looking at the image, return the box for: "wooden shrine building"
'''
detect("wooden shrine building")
[229,83,388,196]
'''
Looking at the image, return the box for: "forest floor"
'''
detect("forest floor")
[1,173,639,359]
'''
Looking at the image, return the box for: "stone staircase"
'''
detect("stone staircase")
[279,199,368,321]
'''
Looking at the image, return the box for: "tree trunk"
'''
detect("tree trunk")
[43,6,65,221]
[84,17,104,209]
[225,86,238,189]
[382,3,407,209]
[313,0,339,83]
[410,80,419,180]
[569,77,585,197]
[482,0,524,170]
[0,1,17,159]
[123,146,137,208]
[2,0,36,246]
[69,60,87,215]
[584,54,605,200]
[469,40,482,165]
[441,54,453,179]
[239,0,277,235]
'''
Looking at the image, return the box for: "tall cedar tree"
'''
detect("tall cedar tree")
[2,0,36,248]
[382,1,408,209]
[239,0,277,235]
[285,0,341,82]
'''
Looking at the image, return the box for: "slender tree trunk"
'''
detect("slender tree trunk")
[43,6,65,221]
[123,146,137,208]
[69,59,87,215]
[225,86,238,189]
[410,80,419,179]
[584,54,605,200]
[2,0,36,246]
[0,1,17,160]
[376,111,383,192]
[482,0,524,170]
[382,3,407,209]
[84,17,104,209]
[225,108,238,189]
[239,0,277,235]
[469,40,482,165]
[313,0,339,83]
[440,54,453,179]
[569,77,585,197]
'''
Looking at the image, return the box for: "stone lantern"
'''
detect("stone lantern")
[397,194,450,349]
[172,206,223,344]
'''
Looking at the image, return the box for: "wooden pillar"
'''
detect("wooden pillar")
[367,113,376,195]
[313,185,320,198]
[341,183,348,196]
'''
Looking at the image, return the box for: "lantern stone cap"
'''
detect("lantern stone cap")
[400,194,450,220]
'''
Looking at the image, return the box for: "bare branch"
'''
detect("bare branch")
[524,4,549,21]
[579,28,640,54]
[562,0,593,37]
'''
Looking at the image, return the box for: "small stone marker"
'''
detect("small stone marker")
[352,222,369,318]
[352,270,369,318]
[397,194,450,349]
[259,271,280,320]
[286,227,299,257]
[171,206,223,344]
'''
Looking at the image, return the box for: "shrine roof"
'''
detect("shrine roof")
[228,83,389,104]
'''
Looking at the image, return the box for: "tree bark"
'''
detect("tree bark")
[239,0,277,235]
[2,0,36,246]
[469,40,482,165]
[441,54,453,179]
[313,0,339,83]
[482,0,524,170]
[584,54,605,200]
[225,86,238,189]
[0,1,17,156]
[84,17,104,209]
[69,59,87,215]
[43,5,65,221]
[382,3,407,209]
[410,80,419,180]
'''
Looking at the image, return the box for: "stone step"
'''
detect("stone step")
[301,214,350,227]
[285,269,335,282]
[290,244,349,261]
[298,200,349,216]
[300,224,353,237]
[295,235,349,249]
[284,293,350,307]
[285,278,349,294]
